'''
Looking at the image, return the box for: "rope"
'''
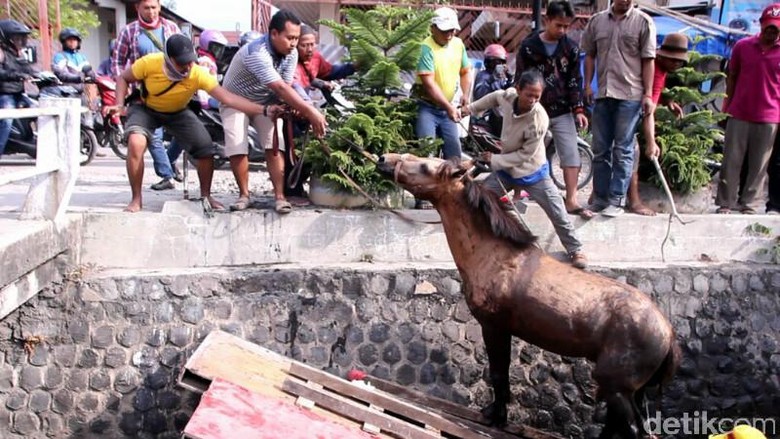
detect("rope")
[651,156,693,262]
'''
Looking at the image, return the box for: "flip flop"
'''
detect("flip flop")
[716,207,731,214]
[275,199,293,214]
[567,207,595,220]
[230,197,251,211]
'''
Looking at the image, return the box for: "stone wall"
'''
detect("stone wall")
[0,264,778,438]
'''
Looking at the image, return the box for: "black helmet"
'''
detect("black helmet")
[59,28,82,47]
[239,30,262,47]
[0,19,31,49]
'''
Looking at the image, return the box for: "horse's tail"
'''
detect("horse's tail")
[645,332,682,390]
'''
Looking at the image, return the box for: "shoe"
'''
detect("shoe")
[601,205,625,218]
[767,209,780,215]
[230,196,251,211]
[740,207,756,215]
[172,165,184,183]
[570,251,588,269]
[275,199,292,214]
[96,149,107,157]
[150,178,175,191]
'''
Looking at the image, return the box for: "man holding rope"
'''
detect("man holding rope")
[221,10,327,214]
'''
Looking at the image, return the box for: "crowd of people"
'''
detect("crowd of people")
[1,0,780,266]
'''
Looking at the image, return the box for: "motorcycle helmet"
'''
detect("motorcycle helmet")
[59,27,82,49]
[239,30,262,47]
[0,19,31,52]
[198,29,228,53]
[483,43,507,71]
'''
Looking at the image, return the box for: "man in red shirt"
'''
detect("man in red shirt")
[629,32,688,216]
[293,25,356,99]
[717,4,780,214]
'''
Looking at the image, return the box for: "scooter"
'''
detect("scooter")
[93,74,126,159]
[2,71,98,165]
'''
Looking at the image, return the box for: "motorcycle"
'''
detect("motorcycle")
[93,74,126,159]
[463,116,594,190]
[2,71,98,165]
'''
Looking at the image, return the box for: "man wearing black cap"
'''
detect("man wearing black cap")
[108,34,277,213]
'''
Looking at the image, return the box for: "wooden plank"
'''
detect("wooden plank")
[184,378,374,439]
[288,362,505,439]
[179,331,394,438]
[282,379,439,439]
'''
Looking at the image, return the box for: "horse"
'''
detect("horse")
[376,153,680,438]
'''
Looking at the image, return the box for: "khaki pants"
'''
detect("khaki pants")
[716,118,778,210]
[220,105,283,157]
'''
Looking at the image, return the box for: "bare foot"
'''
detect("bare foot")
[123,200,142,213]
[206,196,225,211]
[628,203,656,216]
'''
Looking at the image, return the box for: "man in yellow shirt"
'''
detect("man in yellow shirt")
[109,34,275,213]
[415,7,471,161]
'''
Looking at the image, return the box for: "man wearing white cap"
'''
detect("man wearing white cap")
[414,7,471,166]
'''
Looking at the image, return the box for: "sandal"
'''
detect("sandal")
[716,207,731,214]
[740,207,756,215]
[566,207,595,220]
[275,199,293,214]
[230,197,251,212]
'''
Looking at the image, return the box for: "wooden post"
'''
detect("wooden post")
[37,0,52,69]
[20,98,81,223]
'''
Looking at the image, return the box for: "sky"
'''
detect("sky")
[171,0,252,32]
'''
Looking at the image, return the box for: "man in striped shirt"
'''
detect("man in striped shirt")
[221,10,327,214]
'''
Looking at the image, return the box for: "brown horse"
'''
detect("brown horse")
[376,153,680,438]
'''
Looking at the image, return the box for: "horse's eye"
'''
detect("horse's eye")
[421,163,431,174]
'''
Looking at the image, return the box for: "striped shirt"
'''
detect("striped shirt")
[222,35,297,104]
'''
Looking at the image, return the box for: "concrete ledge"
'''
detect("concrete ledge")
[76,200,780,269]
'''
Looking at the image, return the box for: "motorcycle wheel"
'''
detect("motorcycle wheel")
[80,128,99,166]
[547,141,594,190]
[108,126,127,159]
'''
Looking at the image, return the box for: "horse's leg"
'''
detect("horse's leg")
[599,391,641,439]
[479,324,511,427]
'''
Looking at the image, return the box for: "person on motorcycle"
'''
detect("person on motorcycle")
[97,39,117,77]
[165,29,227,179]
[472,44,513,137]
[238,31,262,48]
[0,19,36,157]
[52,28,96,92]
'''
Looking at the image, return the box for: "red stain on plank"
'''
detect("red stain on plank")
[184,378,378,439]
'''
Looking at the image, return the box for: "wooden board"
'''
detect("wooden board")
[184,378,377,439]
[179,330,563,439]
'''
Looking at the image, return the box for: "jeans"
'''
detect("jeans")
[0,94,26,156]
[483,172,582,254]
[416,101,462,160]
[149,127,174,179]
[166,138,183,169]
[591,98,643,207]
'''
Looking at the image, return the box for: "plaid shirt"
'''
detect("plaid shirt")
[112,18,180,78]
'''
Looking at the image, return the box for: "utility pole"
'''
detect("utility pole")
[532,0,542,31]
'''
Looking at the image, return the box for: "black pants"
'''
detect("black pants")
[767,130,780,212]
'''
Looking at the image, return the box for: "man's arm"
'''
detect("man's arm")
[641,58,655,114]
[723,48,740,113]
[584,54,595,105]
[420,74,460,122]
[459,68,472,107]
[268,80,327,137]
[567,45,588,129]
[110,67,139,110]
[210,86,266,117]
[112,28,132,79]
[642,108,660,159]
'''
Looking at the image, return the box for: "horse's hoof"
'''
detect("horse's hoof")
[480,402,508,427]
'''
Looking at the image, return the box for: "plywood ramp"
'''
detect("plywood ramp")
[178,330,564,439]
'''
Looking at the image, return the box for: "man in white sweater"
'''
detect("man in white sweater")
[461,70,588,269]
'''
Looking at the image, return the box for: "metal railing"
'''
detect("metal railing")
[0,97,82,223]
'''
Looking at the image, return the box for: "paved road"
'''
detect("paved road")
[0,150,276,215]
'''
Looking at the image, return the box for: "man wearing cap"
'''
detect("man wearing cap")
[581,0,656,218]
[414,7,471,163]
[628,32,689,216]
[108,34,274,213]
[113,0,180,191]
[717,3,780,215]
[293,24,356,100]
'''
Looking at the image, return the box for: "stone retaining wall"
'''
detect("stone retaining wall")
[0,263,778,438]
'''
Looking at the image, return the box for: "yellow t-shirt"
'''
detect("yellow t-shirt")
[415,36,470,103]
[131,52,218,113]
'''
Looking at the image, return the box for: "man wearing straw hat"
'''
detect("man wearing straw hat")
[628,32,689,216]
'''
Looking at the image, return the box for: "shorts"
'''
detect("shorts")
[221,105,283,157]
[124,104,213,159]
[548,113,580,168]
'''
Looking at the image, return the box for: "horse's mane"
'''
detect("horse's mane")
[437,162,538,248]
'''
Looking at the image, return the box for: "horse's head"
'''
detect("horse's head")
[376,153,469,201]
